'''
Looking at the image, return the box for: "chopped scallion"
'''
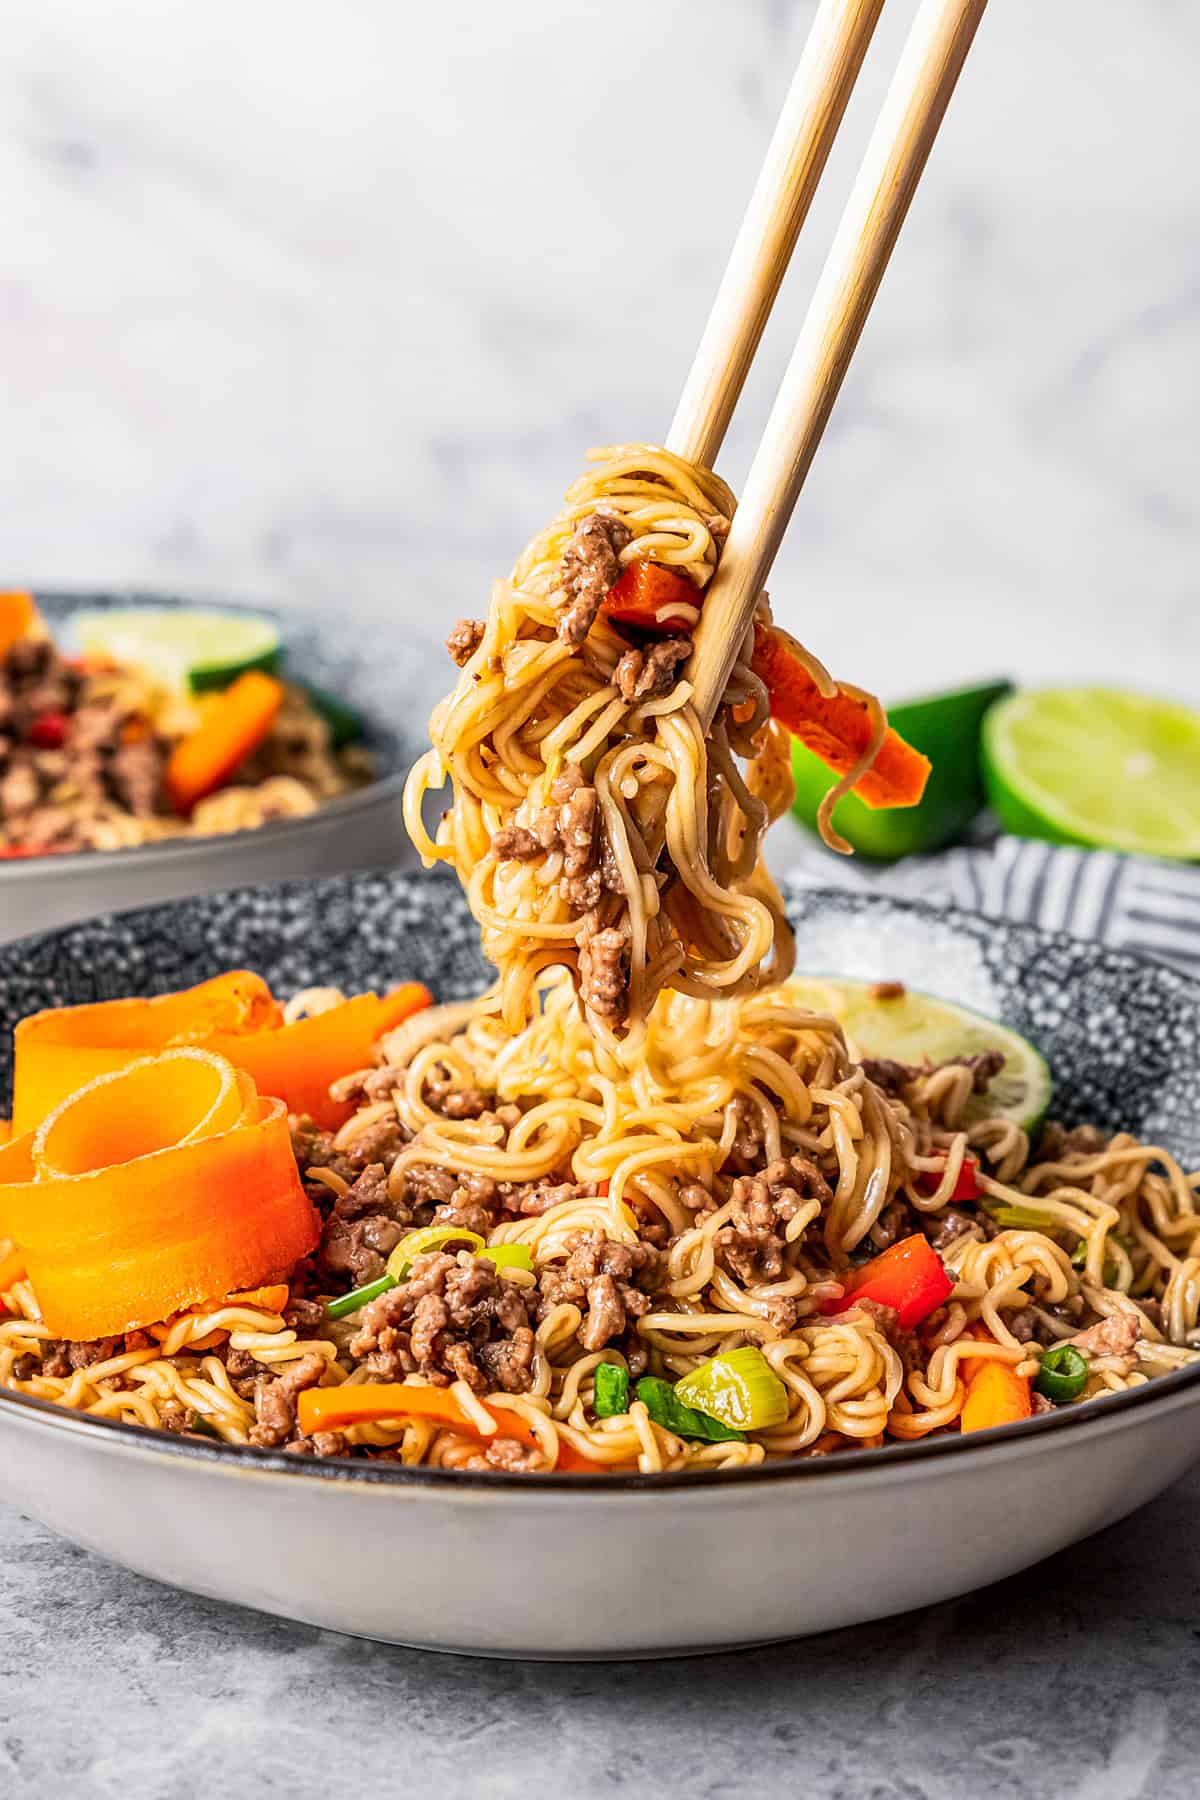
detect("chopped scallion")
[674,1346,789,1431]
[1033,1342,1089,1405]
[476,1243,535,1275]
[325,1273,396,1320]
[593,1362,629,1418]
[386,1224,486,1283]
[634,1376,746,1443]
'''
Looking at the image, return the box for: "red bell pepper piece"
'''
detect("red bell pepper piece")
[0,846,41,860]
[916,1153,980,1203]
[27,711,69,750]
[602,562,699,635]
[818,1232,953,1329]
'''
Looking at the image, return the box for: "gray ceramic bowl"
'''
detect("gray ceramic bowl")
[1,875,1198,1659]
[0,592,428,944]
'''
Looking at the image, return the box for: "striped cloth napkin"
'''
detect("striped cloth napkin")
[785,834,1200,977]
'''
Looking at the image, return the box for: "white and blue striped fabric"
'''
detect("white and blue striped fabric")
[785,836,1200,977]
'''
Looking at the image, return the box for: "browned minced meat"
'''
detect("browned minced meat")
[319,1162,408,1287]
[725,1095,767,1175]
[284,1431,347,1458]
[870,980,907,1001]
[577,912,629,1023]
[705,512,731,543]
[350,1251,536,1394]
[537,1228,659,1366]
[1069,1312,1141,1360]
[869,1197,914,1251]
[1006,1308,1040,1344]
[553,764,602,913]
[926,1207,978,1252]
[556,512,632,647]
[853,1297,922,1375]
[614,637,691,704]
[716,1156,833,1291]
[1036,1121,1110,1161]
[862,1050,1005,1097]
[446,618,485,666]
[462,1435,543,1473]
[248,1352,328,1449]
[491,824,543,862]
[327,1063,405,1110]
[421,1062,492,1121]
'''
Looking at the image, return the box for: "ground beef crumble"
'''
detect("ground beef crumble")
[350,1251,536,1394]
[614,637,691,704]
[556,512,632,647]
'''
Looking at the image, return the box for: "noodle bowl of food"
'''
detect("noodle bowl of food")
[0,591,413,943]
[1,447,1199,1656]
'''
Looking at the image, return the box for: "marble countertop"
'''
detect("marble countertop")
[5,1471,1200,1799]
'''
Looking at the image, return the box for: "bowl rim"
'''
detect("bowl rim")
[4,874,1199,1493]
[4,1347,1199,1494]
[0,588,408,881]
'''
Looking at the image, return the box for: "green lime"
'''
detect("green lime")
[791,679,1012,860]
[74,608,282,694]
[982,687,1200,860]
[784,974,1052,1130]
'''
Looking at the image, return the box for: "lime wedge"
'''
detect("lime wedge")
[74,608,282,694]
[982,687,1200,860]
[791,680,1012,860]
[784,974,1052,1130]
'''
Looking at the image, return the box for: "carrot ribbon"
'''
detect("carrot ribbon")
[12,971,432,1135]
[0,591,39,658]
[0,1048,319,1339]
[960,1355,1033,1434]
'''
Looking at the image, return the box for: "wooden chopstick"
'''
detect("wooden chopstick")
[667,0,886,472]
[688,0,989,732]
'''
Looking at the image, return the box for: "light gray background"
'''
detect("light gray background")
[3,3,1199,1794]
[4,0,1197,706]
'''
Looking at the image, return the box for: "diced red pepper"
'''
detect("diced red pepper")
[916,1153,980,1203]
[602,561,699,635]
[26,710,69,750]
[818,1232,953,1329]
[0,846,42,860]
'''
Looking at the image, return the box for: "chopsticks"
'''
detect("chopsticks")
[684,0,989,732]
[666,0,887,471]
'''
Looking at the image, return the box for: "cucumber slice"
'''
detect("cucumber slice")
[73,608,282,693]
[784,974,1052,1130]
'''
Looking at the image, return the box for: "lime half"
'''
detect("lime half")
[983,687,1200,861]
[784,974,1052,1130]
[791,680,1012,861]
[74,608,282,694]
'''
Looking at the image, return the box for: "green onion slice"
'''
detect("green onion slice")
[477,1243,535,1275]
[984,1201,1056,1233]
[674,1346,789,1431]
[386,1225,486,1283]
[325,1273,397,1320]
[1071,1240,1118,1286]
[1033,1342,1089,1405]
[634,1376,746,1444]
[593,1362,629,1418]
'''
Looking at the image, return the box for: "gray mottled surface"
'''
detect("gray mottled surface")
[4,1472,1200,1800]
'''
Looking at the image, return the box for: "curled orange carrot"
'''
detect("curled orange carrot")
[0,591,38,658]
[165,670,285,813]
[602,561,699,633]
[12,973,431,1135]
[297,1381,606,1472]
[0,1048,319,1340]
[751,623,931,810]
[960,1355,1033,1434]
[12,971,281,1136]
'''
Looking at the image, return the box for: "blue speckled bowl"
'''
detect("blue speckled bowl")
[1,872,1199,1656]
[0,592,432,945]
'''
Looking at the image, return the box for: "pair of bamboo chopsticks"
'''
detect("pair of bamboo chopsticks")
[668,0,989,731]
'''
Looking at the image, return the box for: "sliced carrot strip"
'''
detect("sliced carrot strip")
[12,974,431,1136]
[165,670,285,813]
[297,1381,607,1471]
[0,591,39,658]
[960,1355,1032,1434]
[751,623,931,810]
[0,1245,27,1293]
[0,1048,318,1339]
